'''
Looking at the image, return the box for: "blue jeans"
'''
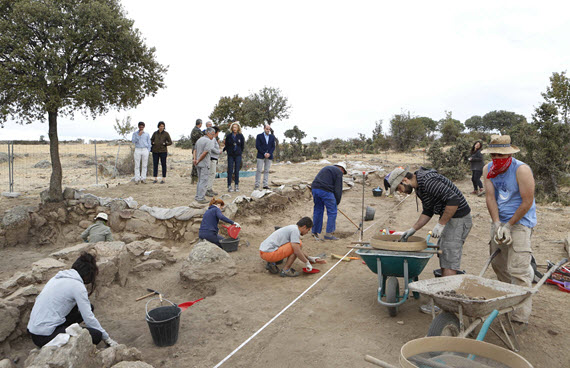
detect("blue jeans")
[312,188,337,234]
[199,230,224,248]
[227,155,242,186]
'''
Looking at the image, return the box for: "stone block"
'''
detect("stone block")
[132,260,165,273]
[50,243,92,261]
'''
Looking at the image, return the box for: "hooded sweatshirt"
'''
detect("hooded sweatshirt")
[27,269,109,340]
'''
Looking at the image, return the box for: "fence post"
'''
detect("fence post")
[94,140,98,185]
[114,140,121,177]
[8,142,14,192]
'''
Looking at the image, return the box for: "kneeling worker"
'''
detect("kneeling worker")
[81,213,113,243]
[260,217,321,277]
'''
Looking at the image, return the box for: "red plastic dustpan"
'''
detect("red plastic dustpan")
[302,268,320,274]
[178,298,204,311]
[221,224,241,239]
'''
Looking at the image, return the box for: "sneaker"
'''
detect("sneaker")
[160,180,165,184]
[210,190,218,196]
[153,180,158,184]
[195,199,209,204]
[477,189,485,197]
[254,185,260,190]
[470,190,478,195]
[228,186,233,192]
[266,262,279,274]
[324,235,339,241]
[280,268,299,277]
[263,186,270,190]
[135,180,140,185]
[235,185,239,192]
[205,190,214,197]
[312,233,323,241]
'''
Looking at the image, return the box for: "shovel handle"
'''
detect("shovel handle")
[338,209,360,230]
[136,292,156,301]
[364,355,398,368]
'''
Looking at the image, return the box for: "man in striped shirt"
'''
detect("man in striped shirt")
[387,167,472,276]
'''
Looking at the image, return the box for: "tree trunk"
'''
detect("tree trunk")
[48,110,64,202]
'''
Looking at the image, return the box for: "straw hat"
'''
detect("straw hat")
[481,135,520,154]
[387,166,409,195]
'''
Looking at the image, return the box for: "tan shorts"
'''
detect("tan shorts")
[259,241,302,263]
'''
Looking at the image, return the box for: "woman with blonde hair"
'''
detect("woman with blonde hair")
[223,122,245,192]
[198,198,240,248]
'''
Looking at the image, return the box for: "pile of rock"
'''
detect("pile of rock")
[24,328,152,368]
[0,239,175,355]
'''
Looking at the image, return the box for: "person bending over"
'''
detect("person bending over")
[260,217,324,277]
[27,252,118,347]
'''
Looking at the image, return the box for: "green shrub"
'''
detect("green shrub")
[427,138,471,181]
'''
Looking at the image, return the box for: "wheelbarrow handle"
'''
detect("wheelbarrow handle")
[534,257,569,291]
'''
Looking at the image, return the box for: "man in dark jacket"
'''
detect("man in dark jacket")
[311,163,347,241]
[388,166,472,277]
[190,119,204,184]
[255,124,276,190]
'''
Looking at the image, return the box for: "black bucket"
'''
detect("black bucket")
[146,298,181,347]
[433,269,466,278]
[220,237,239,252]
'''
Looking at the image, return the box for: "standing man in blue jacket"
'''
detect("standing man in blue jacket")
[311,162,347,241]
[255,124,276,190]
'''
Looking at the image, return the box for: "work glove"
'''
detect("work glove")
[305,261,312,272]
[432,223,445,238]
[233,222,241,228]
[307,256,318,264]
[495,223,513,246]
[399,228,416,242]
[104,337,119,347]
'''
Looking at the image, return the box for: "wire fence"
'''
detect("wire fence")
[1,141,135,194]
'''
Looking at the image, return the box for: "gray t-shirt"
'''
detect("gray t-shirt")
[259,225,301,253]
[195,136,214,168]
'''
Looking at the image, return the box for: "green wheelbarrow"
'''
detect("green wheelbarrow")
[357,248,434,317]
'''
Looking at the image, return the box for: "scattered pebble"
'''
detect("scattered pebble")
[223,309,229,314]
[397,321,404,325]
[547,329,558,336]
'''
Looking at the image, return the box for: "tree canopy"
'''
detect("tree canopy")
[0,0,167,201]
[242,87,291,128]
[464,115,484,131]
[541,71,570,124]
[208,94,244,131]
[482,110,526,134]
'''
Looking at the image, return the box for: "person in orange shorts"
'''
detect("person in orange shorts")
[259,217,322,277]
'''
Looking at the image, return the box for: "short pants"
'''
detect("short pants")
[259,241,302,263]
[437,214,472,270]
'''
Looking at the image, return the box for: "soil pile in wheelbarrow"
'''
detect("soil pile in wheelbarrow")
[436,279,508,301]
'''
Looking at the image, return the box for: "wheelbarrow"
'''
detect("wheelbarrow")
[355,234,438,317]
[356,248,434,317]
[409,251,568,351]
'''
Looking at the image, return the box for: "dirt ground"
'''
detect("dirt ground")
[1,151,569,368]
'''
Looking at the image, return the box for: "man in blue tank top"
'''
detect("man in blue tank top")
[482,135,537,329]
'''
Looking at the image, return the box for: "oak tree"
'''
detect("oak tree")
[0,0,167,201]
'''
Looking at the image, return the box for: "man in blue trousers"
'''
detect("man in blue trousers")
[311,162,347,241]
[254,124,275,190]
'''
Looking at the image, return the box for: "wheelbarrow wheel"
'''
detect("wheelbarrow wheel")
[386,277,399,317]
[427,312,460,337]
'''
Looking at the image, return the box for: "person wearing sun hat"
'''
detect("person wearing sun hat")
[388,165,472,278]
[80,213,113,243]
[482,134,536,328]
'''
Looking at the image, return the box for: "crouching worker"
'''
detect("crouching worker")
[81,213,113,243]
[27,252,118,347]
[260,217,319,277]
[199,197,240,248]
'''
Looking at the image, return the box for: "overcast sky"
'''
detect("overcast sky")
[2,0,570,142]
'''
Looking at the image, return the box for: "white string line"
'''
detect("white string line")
[212,248,355,368]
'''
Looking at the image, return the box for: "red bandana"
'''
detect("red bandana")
[487,157,512,179]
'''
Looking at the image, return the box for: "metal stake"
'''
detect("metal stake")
[8,142,14,192]
[360,171,365,241]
